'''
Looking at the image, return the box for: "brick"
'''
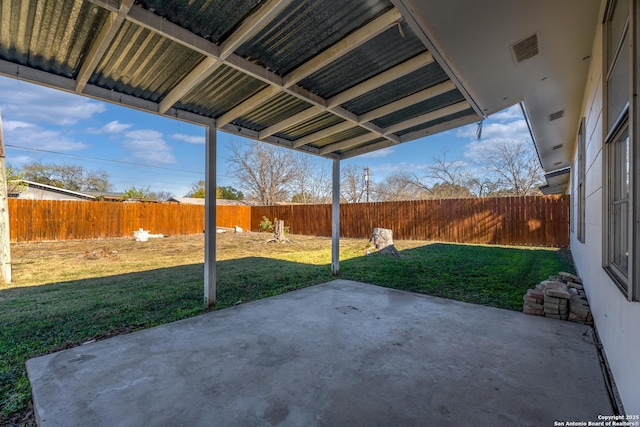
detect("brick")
[570,304,591,317]
[523,307,545,315]
[559,271,582,283]
[566,282,584,290]
[541,280,567,290]
[527,289,545,299]
[523,296,543,304]
[570,295,589,306]
[546,288,572,299]
[544,302,562,310]
[525,302,544,310]
[544,295,562,304]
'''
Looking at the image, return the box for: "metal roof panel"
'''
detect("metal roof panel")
[275,112,343,140]
[373,89,467,128]
[90,21,205,102]
[135,0,262,44]
[343,62,450,115]
[232,93,312,132]
[396,108,476,136]
[0,0,108,78]
[298,22,426,99]
[177,65,269,118]
[234,0,393,76]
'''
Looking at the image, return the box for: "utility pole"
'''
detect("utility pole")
[364,167,370,203]
[0,110,11,284]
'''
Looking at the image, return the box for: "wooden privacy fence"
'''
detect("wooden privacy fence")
[8,200,251,242]
[7,196,569,247]
[252,196,570,247]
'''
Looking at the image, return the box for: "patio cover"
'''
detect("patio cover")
[0,0,600,303]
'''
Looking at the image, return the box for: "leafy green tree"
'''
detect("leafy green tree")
[19,162,111,192]
[185,180,206,198]
[218,186,243,200]
[121,186,154,201]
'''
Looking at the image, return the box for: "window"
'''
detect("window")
[603,0,634,299]
[607,124,629,287]
[577,118,586,243]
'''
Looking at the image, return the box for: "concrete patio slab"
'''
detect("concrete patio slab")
[27,280,612,426]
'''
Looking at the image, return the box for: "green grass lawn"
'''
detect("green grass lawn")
[0,233,574,425]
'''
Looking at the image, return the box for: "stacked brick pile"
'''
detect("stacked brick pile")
[523,271,593,325]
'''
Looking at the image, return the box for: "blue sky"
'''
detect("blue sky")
[0,75,532,198]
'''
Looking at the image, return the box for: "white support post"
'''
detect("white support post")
[332,158,340,275]
[204,126,217,307]
[0,110,11,284]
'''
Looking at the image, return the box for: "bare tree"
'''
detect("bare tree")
[426,150,471,190]
[483,140,544,196]
[289,154,331,204]
[374,172,431,201]
[228,140,299,205]
[340,164,367,203]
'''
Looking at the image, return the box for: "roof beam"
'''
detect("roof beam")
[292,121,355,148]
[327,51,433,109]
[383,101,470,135]
[216,8,403,128]
[158,0,293,114]
[259,106,324,138]
[216,86,282,127]
[341,112,479,159]
[359,80,456,123]
[76,0,134,92]
[318,133,380,155]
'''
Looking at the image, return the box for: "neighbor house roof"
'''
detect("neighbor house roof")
[8,180,96,201]
[0,0,600,193]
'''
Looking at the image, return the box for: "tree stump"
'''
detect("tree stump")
[368,228,401,257]
[267,220,290,243]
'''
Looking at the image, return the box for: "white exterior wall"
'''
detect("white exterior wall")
[569,16,640,415]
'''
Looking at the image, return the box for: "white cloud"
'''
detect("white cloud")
[463,138,534,163]
[121,129,176,164]
[171,133,204,144]
[2,120,88,152]
[0,78,105,125]
[359,147,395,159]
[88,120,132,135]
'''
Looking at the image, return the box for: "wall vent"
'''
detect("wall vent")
[511,33,539,63]
[549,110,564,121]
[552,144,563,150]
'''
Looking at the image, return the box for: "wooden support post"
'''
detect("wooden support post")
[204,125,216,307]
[0,111,11,284]
[332,158,340,275]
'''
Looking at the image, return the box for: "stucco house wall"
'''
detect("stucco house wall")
[569,12,640,415]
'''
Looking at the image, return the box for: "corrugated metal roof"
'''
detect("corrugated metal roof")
[234,0,393,76]
[0,0,483,160]
[90,21,205,102]
[177,65,269,118]
[298,22,425,99]
[0,0,107,78]
[136,0,262,44]
[396,108,476,136]
[311,127,370,148]
[344,62,451,115]
[233,93,311,132]
[275,112,344,140]
[373,89,467,128]
[337,137,386,154]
